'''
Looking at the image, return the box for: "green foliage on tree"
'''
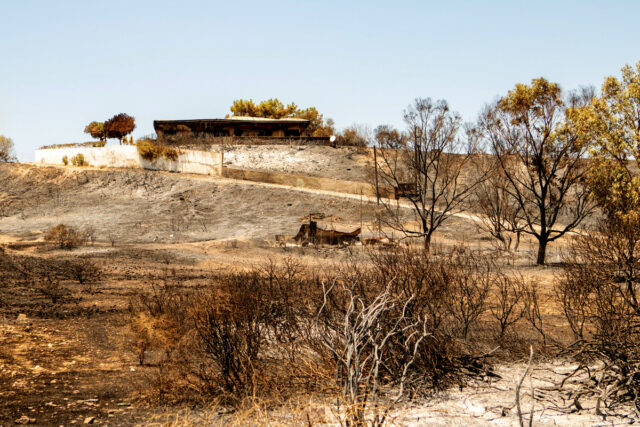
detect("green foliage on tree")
[229,98,334,137]
[479,78,595,264]
[570,61,640,220]
[104,113,136,144]
[83,121,106,141]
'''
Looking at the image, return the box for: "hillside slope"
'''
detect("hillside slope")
[0,163,396,243]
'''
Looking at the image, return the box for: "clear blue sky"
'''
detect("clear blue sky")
[2,0,639,161]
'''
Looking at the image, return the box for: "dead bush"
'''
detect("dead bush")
[521,281,547,345]
[365,246,500,390]
[317,279,430,426]
[125,264,324,406]
[33,273,66,304]
[490,273,525,341]
[44,224,85,250]
[124,282,192,366]
[64,258,101,292]
[128,248,534,415]
[442,247,492,339]
[555,216,640,411]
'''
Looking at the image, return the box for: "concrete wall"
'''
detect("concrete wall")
[35,146,393,198]
[34,146,222,176]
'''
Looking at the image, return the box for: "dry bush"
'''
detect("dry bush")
[125,262,325,406]
[365,246,509,388]
[555,216,640,411]
[127,248,543,419]
[490,273,525,341]
[442,247,492,339]
[317,280,430,426]
[136,139,179,161]
[71,153,87,166]
[124,281,192,367]
[521,281,547,345]
[64,258,101,292]
[44,224,85,250]
[33,273,66,304]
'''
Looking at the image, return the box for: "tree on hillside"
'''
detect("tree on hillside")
[374,98,485,251]
[571,61,640,219]
[0,135,16,162]
[228,98,335,137]
[84,121,106,141]
[478,78,595,265]
[336,124,369,147]
[104,113,136,144]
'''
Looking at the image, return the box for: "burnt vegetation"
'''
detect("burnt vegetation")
[118,248,562,424]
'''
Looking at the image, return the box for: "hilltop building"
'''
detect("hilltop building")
[154,117,314,140]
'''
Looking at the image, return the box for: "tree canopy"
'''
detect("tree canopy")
[228,98,334,137]
[84,121,106,141]
[478,77,595,264]
[570,61,640,220]
[104,113,136,143]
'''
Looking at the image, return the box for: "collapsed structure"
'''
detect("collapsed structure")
[294,221,361,245]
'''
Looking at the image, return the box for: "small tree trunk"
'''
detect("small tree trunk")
[424,233,432,252]
[536,238,547,265]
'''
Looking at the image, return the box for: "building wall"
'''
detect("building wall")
[34,146,223,176]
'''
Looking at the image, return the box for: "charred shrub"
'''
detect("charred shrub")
[44,224,85,250]
[125,262,323,406]
[64,257,101,292]
[556,216,640,409]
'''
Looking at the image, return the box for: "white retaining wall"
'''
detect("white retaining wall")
[34,146,222,176]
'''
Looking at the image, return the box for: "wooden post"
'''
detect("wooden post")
[373,144,380,204]
[218,150,224,176]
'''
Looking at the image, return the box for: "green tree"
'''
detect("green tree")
[104,113,136,144]
[83,121,106,141]
[336,124,369,147]
[478,78,595,265]
[573,61,640,220]
[294,107,334,137]
[0,135,16,162]
[228,98,334,137]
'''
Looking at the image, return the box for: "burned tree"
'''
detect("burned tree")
[477,79,594,264]
[374,98,484,251]
[472,160,525,251]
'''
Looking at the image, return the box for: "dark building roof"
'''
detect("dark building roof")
[154,117,310,136]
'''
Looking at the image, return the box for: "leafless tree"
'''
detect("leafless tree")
[477,82,595,264]
[472,159,526,251]
[374,98,485,251]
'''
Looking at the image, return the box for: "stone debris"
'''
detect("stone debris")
[15,415,37,424]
